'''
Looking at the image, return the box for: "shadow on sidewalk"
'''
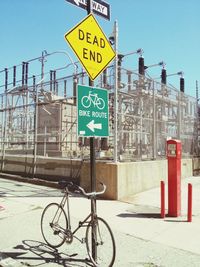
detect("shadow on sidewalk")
[117,212,161,219]
[3,240,93,267]
[117,212,188,222]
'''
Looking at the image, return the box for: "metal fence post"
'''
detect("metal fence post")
[152,81,157,159]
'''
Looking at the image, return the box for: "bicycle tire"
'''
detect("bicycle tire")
[41,203,68,248]
[86,217,116,267]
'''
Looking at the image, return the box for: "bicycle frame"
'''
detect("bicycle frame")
[87,92,98,106]
[59,189,97,241]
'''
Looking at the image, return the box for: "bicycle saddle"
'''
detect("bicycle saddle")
[58,180,79,192]
[58,180,72,189]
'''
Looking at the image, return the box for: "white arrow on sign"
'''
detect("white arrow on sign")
[87,120,102,132]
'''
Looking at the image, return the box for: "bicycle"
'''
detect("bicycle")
[81,91,105,110]
[41,181,116,267]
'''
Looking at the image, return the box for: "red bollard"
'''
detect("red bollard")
[187,183,192,222]
[161,181,165,218]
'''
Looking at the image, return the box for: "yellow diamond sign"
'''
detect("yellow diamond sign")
[64,13,116,81]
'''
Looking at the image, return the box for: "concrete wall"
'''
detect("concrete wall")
[192,157,200,175]
[182,158,193,178]
[117,158,192,200]
[80,158,192,200]
[1,155,82,182]
[117,160,167,200]
[80,161,118,200]
[0,155,193,200]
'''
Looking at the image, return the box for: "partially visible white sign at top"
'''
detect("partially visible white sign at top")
[65,0,111,21]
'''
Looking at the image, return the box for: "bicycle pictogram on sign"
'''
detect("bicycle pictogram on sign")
[81,91,105,110]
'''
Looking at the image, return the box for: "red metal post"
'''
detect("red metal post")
[187,183,192,222]
[161,181,165,218]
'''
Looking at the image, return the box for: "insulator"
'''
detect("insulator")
[138,57,144,75]
[180,77,185,93]
[161,69,167,85]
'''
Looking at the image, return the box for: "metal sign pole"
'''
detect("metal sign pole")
[87,0,97,262]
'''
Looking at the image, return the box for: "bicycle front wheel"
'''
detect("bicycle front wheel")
[41,203,68,248]
[86,217,116,267]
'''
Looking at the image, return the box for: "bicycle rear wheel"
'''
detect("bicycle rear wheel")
[86,217,116,267]
[41,203,68,248]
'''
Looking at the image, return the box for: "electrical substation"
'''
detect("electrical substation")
[0,47,199,199]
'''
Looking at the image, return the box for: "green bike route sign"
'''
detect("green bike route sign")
[77,85,109,137]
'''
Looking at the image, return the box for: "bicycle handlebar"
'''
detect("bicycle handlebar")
[77,182,106,197]
[59,181,106,198]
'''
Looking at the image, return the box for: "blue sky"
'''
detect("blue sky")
[0,0,199,97]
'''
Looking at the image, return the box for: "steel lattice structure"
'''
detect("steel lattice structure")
[0,51,199,168]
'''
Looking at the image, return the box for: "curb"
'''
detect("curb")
[0,172,59,189]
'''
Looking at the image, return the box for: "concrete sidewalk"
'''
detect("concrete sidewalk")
[0,176,200,266]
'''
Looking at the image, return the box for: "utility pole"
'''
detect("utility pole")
[113,20,118,162]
